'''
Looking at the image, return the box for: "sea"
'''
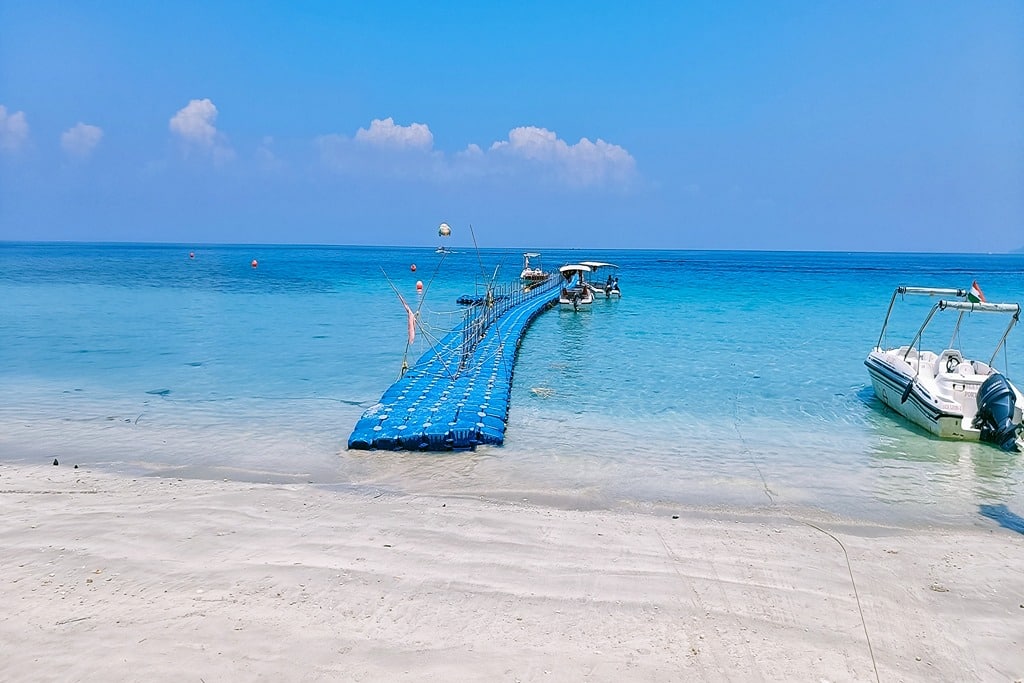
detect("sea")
[2,242,1023,528]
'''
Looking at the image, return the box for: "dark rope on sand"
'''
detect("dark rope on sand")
[802,521,881,683]
[732,380,877,681]
[732,385,774,505]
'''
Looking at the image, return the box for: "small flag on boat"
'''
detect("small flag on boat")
[968,281,986,304]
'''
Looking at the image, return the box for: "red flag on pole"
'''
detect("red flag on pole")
[968,281,986,304]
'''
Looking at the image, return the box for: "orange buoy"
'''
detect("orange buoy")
[416,280,423,292]
[410,263,417,272]
[251,259,258,268]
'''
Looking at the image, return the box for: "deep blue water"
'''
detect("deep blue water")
[2,242,1023,526]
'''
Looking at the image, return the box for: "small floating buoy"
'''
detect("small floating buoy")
[416,280,423,292]
[189,251,195,259]
[251,259,258,268]
[410,263,417,272]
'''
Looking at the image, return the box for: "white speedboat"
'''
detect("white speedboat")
[580,261,620,298]
[520,252,549,281]
[865,285,1023,451]
[558,264,594,311]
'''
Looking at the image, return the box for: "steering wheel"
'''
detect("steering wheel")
[945,355,961,373]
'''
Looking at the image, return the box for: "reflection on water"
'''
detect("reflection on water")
[859,386,1022,520]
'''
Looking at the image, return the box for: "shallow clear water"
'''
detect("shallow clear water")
[2,243,1023,526]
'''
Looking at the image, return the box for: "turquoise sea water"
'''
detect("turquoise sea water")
[2,243,1023,527]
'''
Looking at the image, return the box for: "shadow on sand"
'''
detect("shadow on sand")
[979,504,1024,535]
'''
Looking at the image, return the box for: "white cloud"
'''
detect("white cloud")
[355,117,433,150]
[170,99,218,145]
[316,118,437,177]
[169,98,234,163]
[61,122,103,158]
[0,105,30,152]
[318,118,637,189]
[489,126,636,187]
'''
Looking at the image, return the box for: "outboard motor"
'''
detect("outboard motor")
[974,374,1021,452]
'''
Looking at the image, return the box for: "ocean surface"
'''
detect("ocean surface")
[2,243,1023,527]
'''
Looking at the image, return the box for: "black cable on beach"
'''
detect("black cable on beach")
[802,521,881,683]
[732,383,774,505]
[732,379,878,682]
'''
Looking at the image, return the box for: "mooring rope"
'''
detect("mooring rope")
[732,382,879,681]
[802,521,881,683]
[732,384,774,505]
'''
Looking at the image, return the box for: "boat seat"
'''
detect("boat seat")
[957,361,977,378]
[936,349,965,376]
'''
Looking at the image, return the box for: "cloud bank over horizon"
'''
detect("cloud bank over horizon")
[317,117,636,189]
[3,99,635,191]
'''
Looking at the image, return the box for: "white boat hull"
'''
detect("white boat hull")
[865,286,1024,450]
[866,353,974,439]
[865,349,1024,444]
[559,286,594,310]
[588,284,621,299]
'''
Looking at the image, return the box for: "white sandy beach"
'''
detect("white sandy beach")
[1,462,1022,682]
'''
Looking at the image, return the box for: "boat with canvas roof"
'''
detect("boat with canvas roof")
[520,252,549,282]
[579,261,620,298]
[558,264,595,311]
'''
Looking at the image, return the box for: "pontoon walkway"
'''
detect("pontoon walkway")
[347,277,559,450]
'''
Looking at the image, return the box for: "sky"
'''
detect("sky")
[1,1,1022,251]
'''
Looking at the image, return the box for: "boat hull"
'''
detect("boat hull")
[865,352,976,440]
[558,287,594,310]
[865,286,1024,450]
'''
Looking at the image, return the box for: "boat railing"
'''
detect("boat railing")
[876,286,969,350]
[904,300,1021,368]
[457,274,559,373]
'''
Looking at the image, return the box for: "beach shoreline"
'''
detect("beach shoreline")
[2,462,1021,681]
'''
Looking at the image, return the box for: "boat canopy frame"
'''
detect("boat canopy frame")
[875,285,1021,370]
[558,264,592,282]
[901,299,1021,369]
[875,286,968,350]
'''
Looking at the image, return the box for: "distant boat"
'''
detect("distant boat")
[520,252,549,282]
[558,264,595,311]
[436,246,457,255]
[579,261,621,298]
[865,285,1023,451]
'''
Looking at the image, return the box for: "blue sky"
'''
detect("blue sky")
[1,1,1022,250]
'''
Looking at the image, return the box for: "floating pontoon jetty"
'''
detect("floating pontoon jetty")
[348,276,561,450]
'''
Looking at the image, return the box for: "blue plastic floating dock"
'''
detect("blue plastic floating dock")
[348,277,560,451]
